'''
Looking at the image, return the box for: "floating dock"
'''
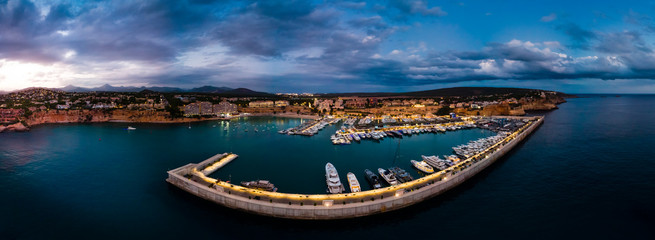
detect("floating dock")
[167,116,543,219]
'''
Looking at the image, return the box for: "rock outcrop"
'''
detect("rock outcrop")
[24,109,191,127]
[452,94,567,116]
[26,110,111,126]
[0,122,29,132]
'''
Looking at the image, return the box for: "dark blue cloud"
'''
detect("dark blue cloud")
[557,22,597,49]
[1,0,655,92]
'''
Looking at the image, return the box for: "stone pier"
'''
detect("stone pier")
[167,116,543,219]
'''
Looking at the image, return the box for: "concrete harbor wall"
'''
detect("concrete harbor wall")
[167,116,543,219]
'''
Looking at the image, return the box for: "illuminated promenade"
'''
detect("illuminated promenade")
[167,116,543,219]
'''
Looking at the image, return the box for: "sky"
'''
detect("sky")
[1,0,655,93]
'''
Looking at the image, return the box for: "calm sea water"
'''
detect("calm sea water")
[1,95,654,239]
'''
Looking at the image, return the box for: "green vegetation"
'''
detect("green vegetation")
[164,95,183,118]
[435,106,452,115]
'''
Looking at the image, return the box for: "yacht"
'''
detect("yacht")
[325,163,345,194]
[240,180,277,192]
[389,167,414,183]
[378,168,398,185]
[445,155,461,163]
[126,126,136,130]
[411,160,435,174]
[352,134,361,141]
[346,172,361,193]
[364,169,382,189]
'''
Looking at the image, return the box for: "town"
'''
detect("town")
[0,87,566,132]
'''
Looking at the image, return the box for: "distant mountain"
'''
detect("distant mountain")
[57,84,232,93]
[221,88,274,97]
[403,87,545,97]
[143,86,186,92]
[22,85,567,98]
[188,86,233,93]
[60,85,90,92]
[51,84,277,97]
[318,87,568,97]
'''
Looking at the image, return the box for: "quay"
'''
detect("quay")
[166,116,544,219]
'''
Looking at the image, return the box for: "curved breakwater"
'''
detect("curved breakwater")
[166,116,543,219]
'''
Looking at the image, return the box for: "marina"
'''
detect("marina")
[167,116,543,219]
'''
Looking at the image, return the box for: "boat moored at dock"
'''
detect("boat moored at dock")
[346,172,361,193]
[410,160,434,173]
[240,180,278,192]
[389,167,414,183]
[326,163,345,194]
[364,169,382,189]
[378,168,398,185]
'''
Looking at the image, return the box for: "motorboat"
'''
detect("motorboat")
[378,168,398,185]
[325,163,345,194]
[411,160,435,174]
[346,172,361,193]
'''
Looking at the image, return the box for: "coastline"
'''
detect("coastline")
[1,113,320,132]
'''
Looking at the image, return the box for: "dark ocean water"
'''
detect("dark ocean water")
[1,95,654,239]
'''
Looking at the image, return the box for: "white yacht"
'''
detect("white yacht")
[325,163,345,194]
[346,172,361,193]
[378,168,398,185]
[127,126,136,130]
[411,160,435,174]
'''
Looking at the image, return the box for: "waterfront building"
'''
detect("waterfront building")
[420,99,435,105]
[200,102,213,115]
[184,103,200,116]
[0,109,24,122]
[344,98,366,108]
[317,100,332,113]
[334,99,343,109]
[213,101,238,114]
[274,100,289,107]
[92,102,117,109]
[249,101,274,108]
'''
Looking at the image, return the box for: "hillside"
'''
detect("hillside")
[318,87,571,98]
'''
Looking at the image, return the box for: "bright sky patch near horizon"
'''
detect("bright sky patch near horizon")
[1,0,655,93]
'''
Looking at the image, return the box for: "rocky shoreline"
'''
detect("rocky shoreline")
[453,95,566,116]
[0,111,320,133]
[0,122,29,133]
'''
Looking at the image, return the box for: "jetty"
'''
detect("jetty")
[167,116,543,219]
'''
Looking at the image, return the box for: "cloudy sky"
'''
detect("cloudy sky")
[1,0,655,93]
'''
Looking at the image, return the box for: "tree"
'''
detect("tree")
[435,106,451,116]
[164,95,184,118]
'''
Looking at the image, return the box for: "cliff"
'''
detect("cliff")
[520,95,566,111]
[26,110,112,126]
[453,94,565,116]
[109,110,175,122]
[23,109,212,127]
